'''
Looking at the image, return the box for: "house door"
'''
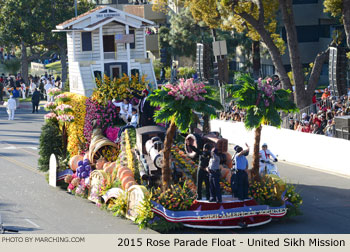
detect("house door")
[111,66,121,80]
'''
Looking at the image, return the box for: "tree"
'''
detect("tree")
[148,79,222,189]
[40,0,95,83]
[226,74,297,180]
[154,0,329,109]
[324,0,350,49]
[0,0,47,83]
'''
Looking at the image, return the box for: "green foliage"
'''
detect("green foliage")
[177,67,196,79]
[149,216,184,233]
[324,0,343,18]
[284,184,303,218]
[3,58,21,75]
[151,182,196,211]
[38,121,63,172]
[134,193,154,229]
[110,192,128,217]
[226,74,297,129]
[153,59,162,79]
[148,82,222,133]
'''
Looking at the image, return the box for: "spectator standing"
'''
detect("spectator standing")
[0,79,3,102]
[12,88,20,108]
[44,80,53,102]
[31,88,41,113]
[321,88,331,100]
[170,64,177,84]
[138,89,155,127]
[6,95,16,120]
[160,67,165,83]
[272,75,281,88]
[20,81,26,99]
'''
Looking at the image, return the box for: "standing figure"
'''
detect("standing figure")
[138,89,155,127]
[31,88,41,113]
[20,81,26,99]
[6,95,16,120]
[233,145,249,200]
[44,80,53,102]
[12,88,20,109]
[207,148,222,203]
[170,64,177,84]
[187,142,211,201]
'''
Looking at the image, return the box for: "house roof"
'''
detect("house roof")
[57,6,105,28]
[56,6,154,30]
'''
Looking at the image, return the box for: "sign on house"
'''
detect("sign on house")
[115,34,135,44]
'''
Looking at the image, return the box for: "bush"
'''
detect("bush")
[38,121,63,172]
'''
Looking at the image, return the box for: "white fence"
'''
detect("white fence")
[210,119,350,176]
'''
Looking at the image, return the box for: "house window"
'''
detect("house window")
[103,35,115,52]
[125,29,136,49]
[82,32,92,51]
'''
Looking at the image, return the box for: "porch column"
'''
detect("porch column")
[99,26,104,77]
[126,24,131,77]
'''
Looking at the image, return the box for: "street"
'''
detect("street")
[0,104,350,234]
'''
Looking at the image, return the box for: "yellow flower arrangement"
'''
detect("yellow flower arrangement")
[92,74,149,105]
[56,92,87,156]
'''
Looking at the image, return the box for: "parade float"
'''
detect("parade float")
[38,74,302,232]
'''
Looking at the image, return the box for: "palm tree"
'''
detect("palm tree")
[148,78,222,189]
[226,74,298,181]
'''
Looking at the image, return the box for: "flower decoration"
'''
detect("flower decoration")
[55,104,73,114]
[44,112,57,122]
[165,78,207,101]
[47,88,62,96]
[57,114,75,123]
[106,127,120,143]
[44,102,56,111]
[55,93,71,103]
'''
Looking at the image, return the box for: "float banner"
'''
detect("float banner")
[151,200,287,223]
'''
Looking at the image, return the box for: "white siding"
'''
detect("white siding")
[103,23,127,60]
[67,32,74,61]
[69,62,84,96]
[140,62,156,88]
[130,29,146,59]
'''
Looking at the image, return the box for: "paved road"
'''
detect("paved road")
[0,104,156,234]
[0,104,349,234]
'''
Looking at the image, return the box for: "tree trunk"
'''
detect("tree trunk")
[162,118,177,190]
[252,41,261,79]
[59,44,68,84]
[279,0,306,108]
[202,114,210,134]
[343,0,350,48]
[306,49,329,99]
[252,125,262,182]
[239,12,293,93]
[20,41,29,84]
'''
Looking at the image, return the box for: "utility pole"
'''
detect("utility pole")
[74,0,78,17]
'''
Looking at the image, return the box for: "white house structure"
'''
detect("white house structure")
[54,6,157,96]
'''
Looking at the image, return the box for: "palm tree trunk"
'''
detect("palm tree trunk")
[252,125,262,181]
[162,118,176,190]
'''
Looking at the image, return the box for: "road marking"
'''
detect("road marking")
[25,219,40,228]
[0,153,42,175]
[1,146,38,150]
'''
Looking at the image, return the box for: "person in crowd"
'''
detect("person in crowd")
[170,64,177,84]
[324,119,335,137]
[0,78,3,102]
[301,120,311,133]
[31,88,41,113]
[138,89,155,127]
[112,98,132,124]
[187,141,211,201]
[259,143,277,174]
[288,118,295,130]
[160,67,165,83]
[12,87,20,109]
[20,81,26,99]
[301,112,310,122]
[44,79,53,102]
[231,144,249,200]
[272,75,280,87]
[207,147,222,203]
[117,108,138,140]
[6,95,16,120]
[294,119,300,131]
[29,78,37,96]
[321,88,331,100]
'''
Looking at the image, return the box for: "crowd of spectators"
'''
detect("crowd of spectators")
[219,101,246,122]
[288,88,350,137]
